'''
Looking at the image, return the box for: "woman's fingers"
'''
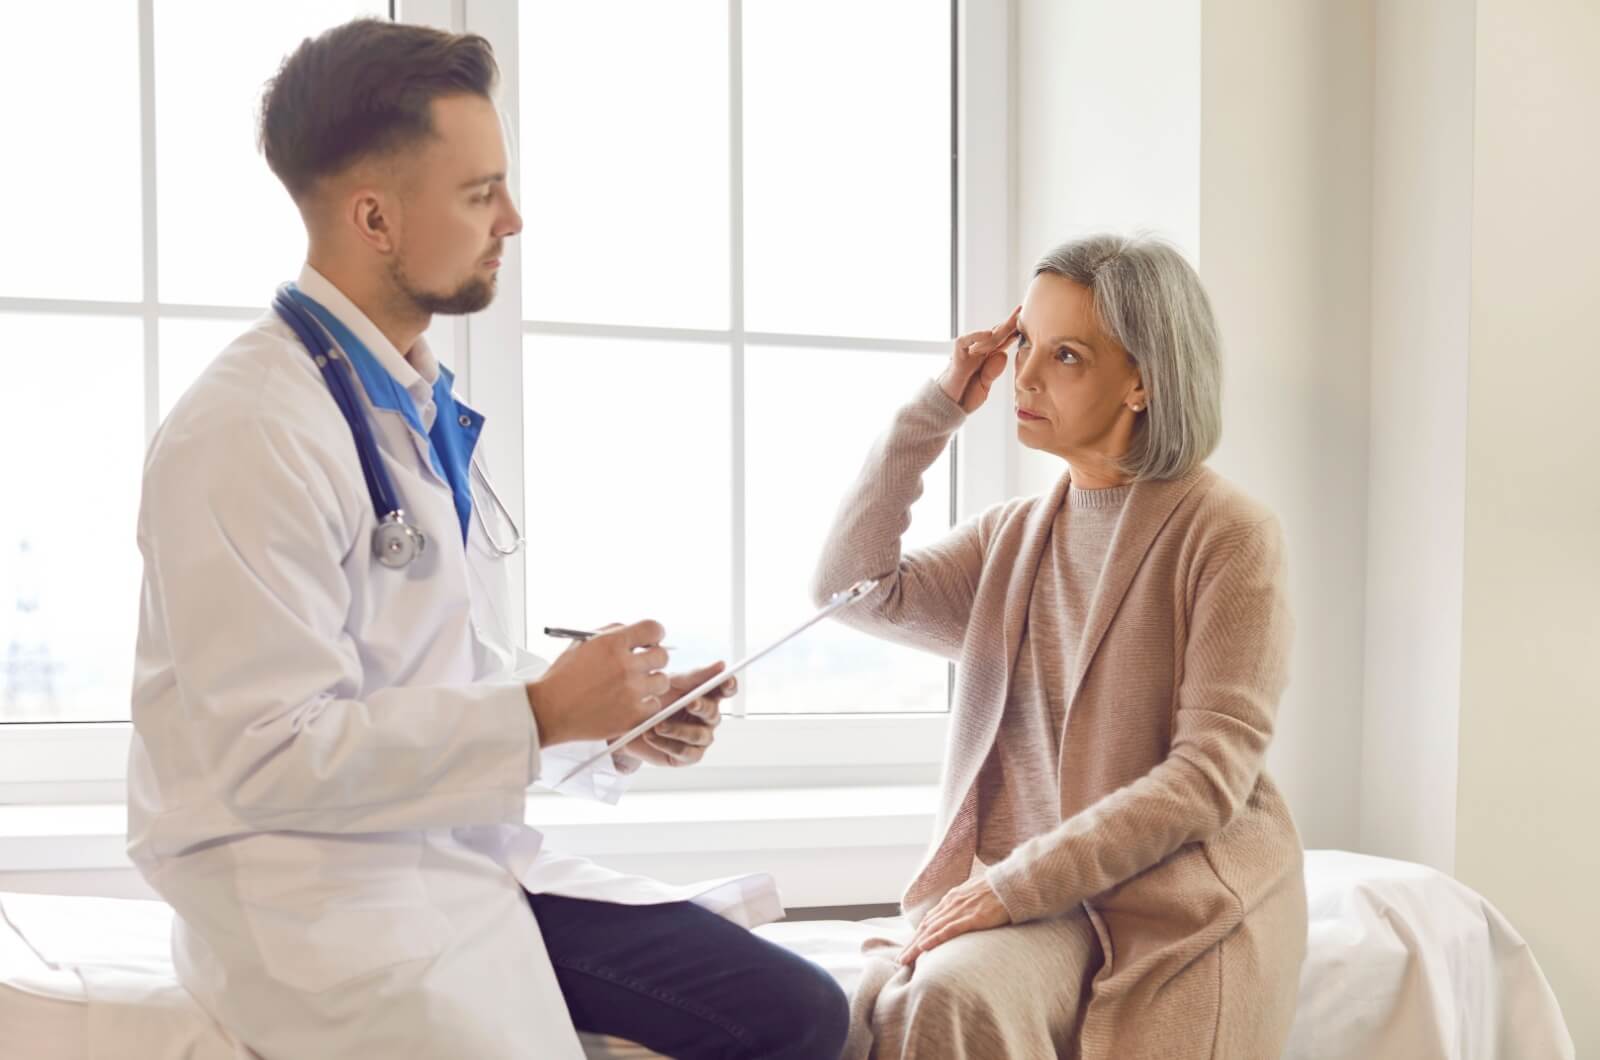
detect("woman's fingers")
[942,306,1021,410]
[914,917,972,957]
[900,901,962,964]
[958,324,1014,362]
[979,306,1021,352]
[981,348,1009,382]
[958,349,1011,412]
[993,304,1021,342]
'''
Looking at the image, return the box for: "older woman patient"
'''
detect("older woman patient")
[811,235,1307,1059]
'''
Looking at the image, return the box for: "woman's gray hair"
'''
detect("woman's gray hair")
[1034,234,1222,481]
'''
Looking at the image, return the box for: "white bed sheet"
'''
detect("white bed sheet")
[0,851,1573,1060]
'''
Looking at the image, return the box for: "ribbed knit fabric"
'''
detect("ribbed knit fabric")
[812,380,1308,1060]
[976,484,1126,867]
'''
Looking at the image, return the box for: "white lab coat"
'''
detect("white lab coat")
[126,266,780,1059]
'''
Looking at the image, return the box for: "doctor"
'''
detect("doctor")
[127,17,847,1060]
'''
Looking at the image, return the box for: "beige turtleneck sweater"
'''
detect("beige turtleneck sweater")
[976,483,1129,866]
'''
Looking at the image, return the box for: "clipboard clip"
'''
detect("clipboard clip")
[833,577,881,604]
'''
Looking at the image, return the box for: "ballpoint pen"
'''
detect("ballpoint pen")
[543,627,676,650]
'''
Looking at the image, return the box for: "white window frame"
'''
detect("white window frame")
[449,0,1015,791]
[0,0,1013,803]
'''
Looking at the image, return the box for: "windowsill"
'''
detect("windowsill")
[0,784,938,909]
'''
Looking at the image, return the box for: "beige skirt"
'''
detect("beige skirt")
[843,904,1103,1060]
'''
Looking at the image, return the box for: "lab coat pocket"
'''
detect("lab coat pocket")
[235,832,456,994]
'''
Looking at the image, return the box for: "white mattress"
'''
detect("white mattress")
[0,851,1573,1060]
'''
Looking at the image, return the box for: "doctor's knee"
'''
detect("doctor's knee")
[752,957,849,1060]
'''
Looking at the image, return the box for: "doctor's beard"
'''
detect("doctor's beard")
[389,258,496,316]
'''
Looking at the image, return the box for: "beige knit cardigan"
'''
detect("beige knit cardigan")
[812,382,1308,1059]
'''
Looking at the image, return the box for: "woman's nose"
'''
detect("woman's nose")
[1014,348,1041,391]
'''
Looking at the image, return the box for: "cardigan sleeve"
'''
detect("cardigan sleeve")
[809,379,991,661]
[985,515,1293,923]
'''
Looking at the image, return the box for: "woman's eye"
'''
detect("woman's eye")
[1055,347,1079,364]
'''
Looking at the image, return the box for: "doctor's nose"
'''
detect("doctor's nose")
[496,199,523,239]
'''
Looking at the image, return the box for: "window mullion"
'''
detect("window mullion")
[138,0,159,444]
[728,0,748,709]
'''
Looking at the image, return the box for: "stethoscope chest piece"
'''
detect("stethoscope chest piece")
[373,511,427,569]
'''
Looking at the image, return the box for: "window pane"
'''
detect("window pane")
[745,346,950,714]
[519,1,729,329]
[159,318,254,419]
[0,314,144,722]
[154,1,385,307]
[523,335,732,667]
[0,7,142,301]
[743,0,951,341]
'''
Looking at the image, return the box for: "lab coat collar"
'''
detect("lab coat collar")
[289,266,481,544]
[295,264,446,407]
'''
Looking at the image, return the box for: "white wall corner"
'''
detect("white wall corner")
[1358,0,1476,875]
[1199,0,1374,851]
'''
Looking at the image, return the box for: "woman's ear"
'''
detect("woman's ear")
[1127,371,1148,414]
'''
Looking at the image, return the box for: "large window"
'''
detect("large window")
[0,1,1013,795]
[511,0,956,716]
[0,1,384,726]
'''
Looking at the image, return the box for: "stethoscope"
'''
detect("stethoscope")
[272,284,524,569]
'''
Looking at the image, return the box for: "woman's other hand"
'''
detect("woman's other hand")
[897,876,1013,966]
[937,306,1021,413]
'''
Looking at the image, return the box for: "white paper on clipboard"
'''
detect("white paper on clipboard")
[552,577,881,787]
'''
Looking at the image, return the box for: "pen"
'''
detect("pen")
[543,626,676,650]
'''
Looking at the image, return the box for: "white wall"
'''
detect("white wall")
[1198,0,1374,853]
[1012,0,1372,850]
[1455,0,1600,1050]
[1011,0,1202,497]
[1356,2,1597,1045]
[1361,0,1475,873]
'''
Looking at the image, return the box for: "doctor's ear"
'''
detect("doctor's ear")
[349,192,397,254]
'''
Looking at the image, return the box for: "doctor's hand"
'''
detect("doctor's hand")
[616,662,735,769]
[524,620,670,746]
[937,305,1020,413]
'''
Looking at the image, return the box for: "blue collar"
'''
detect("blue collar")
[286,286,484,545]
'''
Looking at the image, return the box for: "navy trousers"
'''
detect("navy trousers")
[525,891,849,1059]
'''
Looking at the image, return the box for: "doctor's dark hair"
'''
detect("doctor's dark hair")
[257,18,498,200]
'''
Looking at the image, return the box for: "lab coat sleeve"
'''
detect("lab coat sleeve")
[141,413,539,834]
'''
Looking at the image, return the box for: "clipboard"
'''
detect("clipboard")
[553,577,881,786]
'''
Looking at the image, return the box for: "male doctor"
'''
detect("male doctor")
[127,18,847,1060]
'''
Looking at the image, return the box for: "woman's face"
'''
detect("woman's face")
[1012,273,1146,476]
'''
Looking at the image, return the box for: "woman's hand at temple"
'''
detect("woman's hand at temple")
[937,305,1021,413]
